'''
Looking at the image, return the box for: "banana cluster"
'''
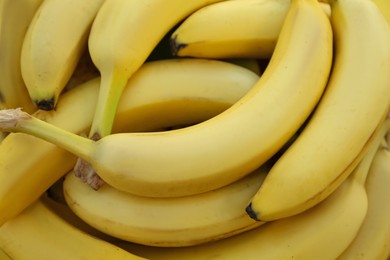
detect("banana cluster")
[0,0,389,259]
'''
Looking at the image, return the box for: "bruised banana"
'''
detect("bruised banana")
[0,200,144,260]
[2,0,333,197]
[0,0,42,113]
[0,58,258,226]
[21,0,105,110]
[170,0,330,59]
[62,165,269,247]
[117,120,389,260]
[247,0,390,221]
[338,143,390,260]
[87,0,226,140]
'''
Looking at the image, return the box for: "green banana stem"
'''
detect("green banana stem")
[88,71,130,140]
[0,108,95,162]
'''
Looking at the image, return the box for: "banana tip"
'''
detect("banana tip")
[169,35,187,56]
[35,98,55,111]
[246,203,260,221]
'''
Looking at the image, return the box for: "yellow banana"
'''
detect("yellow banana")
[115,119,390,260]
[372,0,390,25]
[41,192,121,244]
[63,165,269,247]
[0,200,144,260]
[87,0,226,140]
[3,0,333,197]
[20,0,105,110]
[224,58,262,76]
[338,143,390,260]
[0,248,11,260]
[170,0,331,59]
[247,0,390,221]
[0,58,258,226]
[0,0,43,113]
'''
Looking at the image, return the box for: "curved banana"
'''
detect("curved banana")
[2,0,333,197]
[0,0,43,113]
[247,0,390,221]
[0,58,257,226]
[338,144,390,260]
[63,165,268,247]
[372,0,390,25]
[41,192,121,244]
[21,0,105,110]
[0,200,144,260]
[170,0,331,59]
[115,119,389,260]
[87,0,226,140]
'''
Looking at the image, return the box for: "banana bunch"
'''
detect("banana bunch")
[0,0,389,259]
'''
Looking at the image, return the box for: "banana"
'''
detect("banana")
[87,0,226,140]
[223,58,262,76]
[372,0,390,25]
[20,0,105,111]
[338,143,390,260]
[0,247,11,260]
[0,58,258,226]
[0,0,43,113]
[115,119,390,260]
[246,0,390,221]
[62,164,269,247]
[170,0,331,59]
[3,0,333,197]
[0,199,145,260]
[76,0,234,186]
[41,192,121,244]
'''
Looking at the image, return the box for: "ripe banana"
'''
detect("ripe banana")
[87,0,226,140]
[372,0,390,25]
[41,192,121,244]
[0,0,43,113]
[6,0,334,198]
[0,58,257,226]
[338,143,390,260]
[63,164,269,247]
[0,200,144,260]
[0,247,11,260]
[116,119,389,260]
[20,0,105,111]
[247,0,390,221]
[170,0,331,59]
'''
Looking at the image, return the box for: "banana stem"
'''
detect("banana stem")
[0,108,95,161]
[352,118,390,185]
[89,72,130,140]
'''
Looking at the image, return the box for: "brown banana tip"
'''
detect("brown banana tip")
[169,35,187,56]
[35,97,55,111]
[245,203,260,221]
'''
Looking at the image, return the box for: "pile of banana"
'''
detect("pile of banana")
[0,0,389,259]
